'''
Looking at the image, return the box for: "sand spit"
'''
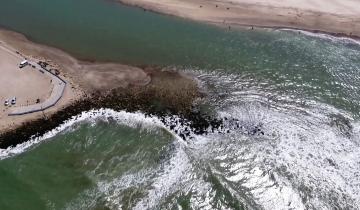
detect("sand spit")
[119,0,360,38]
[0,29,151,93]
[0,29,202,147]
[0,67,205,148]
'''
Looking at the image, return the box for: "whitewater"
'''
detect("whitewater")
[1,69,359,209]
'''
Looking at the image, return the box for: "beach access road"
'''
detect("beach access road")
[0,43,66,116]
[8,58,66,116]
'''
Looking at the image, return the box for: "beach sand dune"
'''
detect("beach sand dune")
[119,0,360,37]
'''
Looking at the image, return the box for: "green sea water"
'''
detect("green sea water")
[0,0,360,209]
[0,119,174,209]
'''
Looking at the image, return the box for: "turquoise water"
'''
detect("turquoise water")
[0,119,173,209]
[1,0,360,209]
[1,0,359,116]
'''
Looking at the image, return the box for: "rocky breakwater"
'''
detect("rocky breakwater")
[0,28,265,149]
[0,65,197,147]
[0,65,265,149]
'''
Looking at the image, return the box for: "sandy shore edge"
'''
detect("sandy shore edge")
[0,29,202,148]
[118,0,360,39]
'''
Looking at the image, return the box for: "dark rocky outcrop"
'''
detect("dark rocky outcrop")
[0,68,264,149]
[0,69,203,148]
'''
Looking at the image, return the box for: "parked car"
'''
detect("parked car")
[19,60,29,68]
[11,97,16,105]
[4,100,9,106]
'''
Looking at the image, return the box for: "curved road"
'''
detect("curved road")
[8,58,66,116]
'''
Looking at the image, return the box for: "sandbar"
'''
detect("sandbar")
[119,0,360,37]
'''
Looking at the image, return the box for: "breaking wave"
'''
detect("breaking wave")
[0,109,185,160]
[1,66,360,209]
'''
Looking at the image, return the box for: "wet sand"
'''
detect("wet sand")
[119,0,360,37]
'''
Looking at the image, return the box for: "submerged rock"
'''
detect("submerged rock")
[329,114,353,138]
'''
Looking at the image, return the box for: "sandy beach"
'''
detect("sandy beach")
[0,29,151,135]
[0,45,53,111]
[119,0,360,37]
[0,35,81,134]
[0,28,201,144]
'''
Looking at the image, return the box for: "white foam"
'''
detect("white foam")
[280,28,360,46]
[0,109,185,160]
[203,101,360,209]
[2,67,360,209]
[133,143,192,209]
[177,68,360,209]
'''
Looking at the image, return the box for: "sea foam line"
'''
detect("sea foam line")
[279,28,360,46]
[0,109,184,160]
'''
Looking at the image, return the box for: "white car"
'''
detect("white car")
[11,97,16,105]
[4,100,9,106]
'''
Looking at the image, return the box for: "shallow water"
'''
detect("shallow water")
[1,0,360,209]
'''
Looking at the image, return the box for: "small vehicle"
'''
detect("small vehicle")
[19,60,29,68]
[4,100,9,106]
[11,97,16,105]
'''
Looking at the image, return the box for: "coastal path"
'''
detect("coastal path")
[1,46,67,116]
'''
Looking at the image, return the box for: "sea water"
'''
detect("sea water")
[0,0,360,209]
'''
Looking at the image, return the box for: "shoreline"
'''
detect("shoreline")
[0,29,204,148]
[118,0,360,39]
[1,0,359,148]
[0,29,256,149]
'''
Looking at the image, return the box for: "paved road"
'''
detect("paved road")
[8,59,66,116]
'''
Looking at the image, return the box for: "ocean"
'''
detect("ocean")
[0,0,359,209]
